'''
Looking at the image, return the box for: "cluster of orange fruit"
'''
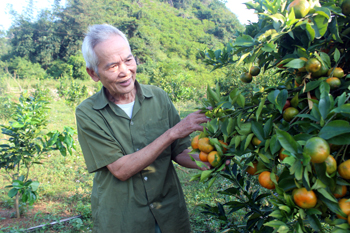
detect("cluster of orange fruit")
[295,57,345,90]
[246,136,350,217]
[240,66,261,84]
[191,135,227,167]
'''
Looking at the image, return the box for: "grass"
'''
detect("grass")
[0,77,240,232]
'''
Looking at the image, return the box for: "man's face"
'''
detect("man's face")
[90,35,137,97]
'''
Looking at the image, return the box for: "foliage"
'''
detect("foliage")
[47,59,73,79]
[57,77,88,108]
[8,57,47,80]
[4,0,243,91]
[0,92,76,218]
[67,53,90,80]
[193,0,350,232]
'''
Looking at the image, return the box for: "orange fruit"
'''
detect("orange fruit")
[199,151,209,162]
[219,140,228,153]
[303,137,330,163]
[250,66,260,76]
[191,135,199,149]
[342,0,350,15]
[298,57,308,72]
[305,58,321,73]
[279,148,288,161]
[252,137,262,146]
[337,198,350,219]
[311,64,328,78]
[246,161,258,175]
[293,188,317,209]
[240,73,253,83]
[324,155,337,174]
[198,137,214,154]
[338,160,350,179]
[334,185,347,199]
[283,107,299,122]
[283,100,291,111]
[326,77,341,90]
[207,151,221,167]
[287,0,311,18]
[327,67,344,78]
[258,171,278,189]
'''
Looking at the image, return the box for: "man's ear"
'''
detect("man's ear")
[86,67,100,82]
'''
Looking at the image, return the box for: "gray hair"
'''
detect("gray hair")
[81,24,130,74]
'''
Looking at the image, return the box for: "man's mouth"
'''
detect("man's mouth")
[119,77,132,87]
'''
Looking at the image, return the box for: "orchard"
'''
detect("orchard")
[191,0,350,232]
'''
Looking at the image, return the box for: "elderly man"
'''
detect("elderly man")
[76,24,210,233]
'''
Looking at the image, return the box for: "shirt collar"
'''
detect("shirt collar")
[93,80,153,110]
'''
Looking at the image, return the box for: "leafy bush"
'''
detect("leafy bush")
[8,56,47,79]
[67,53,90,80]
[47,59,73,79]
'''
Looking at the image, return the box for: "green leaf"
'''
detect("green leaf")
[319,120,350,140]
[244,133,255,150]
[276,128,299,154]
[256,96,267,122]
[319,95,331,120]
[237,94,245,108]
[30,181,40,192]
[334,48,341,63]
[270,134,281,155]
[234,35,255,47]
[252,121,264,141]
[276,89,288,113]
[263,118,273,138]
[8,188,18,198]
[11,122,24,128]
[332,104,350,115]
[262,42,278,52]
[200,170,213,182]
[302,80,322,93]
[305,23,315,41]
[284,58,306,69]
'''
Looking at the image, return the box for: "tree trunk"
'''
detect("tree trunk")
[15,192,20,218]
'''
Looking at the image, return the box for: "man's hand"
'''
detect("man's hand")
[170,110,209,139]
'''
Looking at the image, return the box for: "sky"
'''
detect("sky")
[0,0,258,31]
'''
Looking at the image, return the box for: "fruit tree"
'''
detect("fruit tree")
[190,0,350,232]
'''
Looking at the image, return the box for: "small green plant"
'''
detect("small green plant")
[0,92,76,218]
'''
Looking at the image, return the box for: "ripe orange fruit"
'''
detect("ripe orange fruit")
[326,77,341,90]
[305,58,321,73]
[191,135,199,149]
[325,155,337,174]
[219,140,228,153]
[298,57,308,72]
[207,151,221,167]
[327,67,344,78]
[199,151,209,162]
[250,66,261,76]
[240,73,253,83]
[293,188,317,209]
[279,148,288,161]
[334,185,347,199]
[252,137,262,146]
[246,161,258,175]
[258,171,278,189]
[283,107,299,122]
[303,137,330,163]
[287,0,311,18]
[337,198,350,219]
[338,160,350,179]
[198,137,214,153]
[342,0,350,15]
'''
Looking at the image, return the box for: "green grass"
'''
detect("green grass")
[0,77,240,232]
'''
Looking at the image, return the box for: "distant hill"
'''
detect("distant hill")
[2,0,244,98]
